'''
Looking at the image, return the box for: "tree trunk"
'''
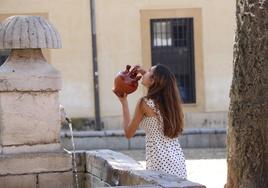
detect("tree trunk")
[226,1,268,188]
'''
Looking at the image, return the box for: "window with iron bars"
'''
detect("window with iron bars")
[150,18,196,103]
[0,49,11,66]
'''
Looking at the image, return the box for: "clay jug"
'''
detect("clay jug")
[113,65,142,97]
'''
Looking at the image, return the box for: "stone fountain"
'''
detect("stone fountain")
[0,15,205,188]
[0,15,73,188]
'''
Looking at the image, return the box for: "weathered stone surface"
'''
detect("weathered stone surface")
[0,16,61,49]
[64,150,87,173]
[86,150,144,185]
[38,171,73,188]
[127,170,205,188]
[85,150,205,187]
[117,170,151,186]
[185,112,227,129]
[0,92,61,146]
[0,49,61,91]
[85,173,111,188]
[0,174,36,188]
[86,150,144,172]
[0,152,72,175]
[2,143,62,154]
[73,172,85,188]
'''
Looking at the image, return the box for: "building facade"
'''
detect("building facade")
[0,0,236,129]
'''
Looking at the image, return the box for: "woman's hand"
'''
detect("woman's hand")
[117,93,128,105]
[136,66,146,75]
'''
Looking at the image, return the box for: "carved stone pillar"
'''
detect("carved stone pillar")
[0,16,62,154]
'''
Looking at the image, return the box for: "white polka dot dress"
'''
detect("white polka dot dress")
[139,98,187,178]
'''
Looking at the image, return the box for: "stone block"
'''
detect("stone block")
[66,150,87,173]
[0,152,72,175]
[84,150,205,187]
[85,173,111,188]
[46,152,84,186]
[38,171,73,188]
[86,150,144,183]
[2,143,62,154]
[0,174,36,188]
[0,92,61,146]
[209,133,226,148]
[0,49,61,91]
[86,154,109,181]
[118,170,153,186]
[73,172,85,188]
[186,134,210,148]
[129,170,205,188]
[86,150,144,172]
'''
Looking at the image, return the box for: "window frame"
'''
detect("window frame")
[150,18,196,104]
[140,8,204,112]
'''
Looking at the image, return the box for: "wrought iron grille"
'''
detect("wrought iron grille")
[0,50,10,66]
[150,18,196,103]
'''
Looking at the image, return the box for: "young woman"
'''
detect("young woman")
[116,64,187,178]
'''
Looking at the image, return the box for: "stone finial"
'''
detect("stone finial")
[0,15,61,49]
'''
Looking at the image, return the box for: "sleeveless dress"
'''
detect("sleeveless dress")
[139,98,187,178]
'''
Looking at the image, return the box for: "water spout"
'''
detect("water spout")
[67,118,79,188]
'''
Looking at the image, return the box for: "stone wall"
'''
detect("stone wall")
[77,150,205,188]
[0,149,205,188]
[0,152,73,188]
[61,129,226,151]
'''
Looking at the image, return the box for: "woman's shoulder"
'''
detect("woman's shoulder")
[142,97,156,109]
[139,97,160,115]
[135,97,151,111]
[135,97,147,111]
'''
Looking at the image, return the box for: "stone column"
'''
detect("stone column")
[0,16,62,154]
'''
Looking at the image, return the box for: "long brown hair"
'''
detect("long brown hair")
[146,64,184,138]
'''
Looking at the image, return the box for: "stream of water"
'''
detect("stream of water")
[68,122,79,188]
[66,121,112,187]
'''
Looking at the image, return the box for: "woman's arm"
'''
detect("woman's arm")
[119,95,144,139]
